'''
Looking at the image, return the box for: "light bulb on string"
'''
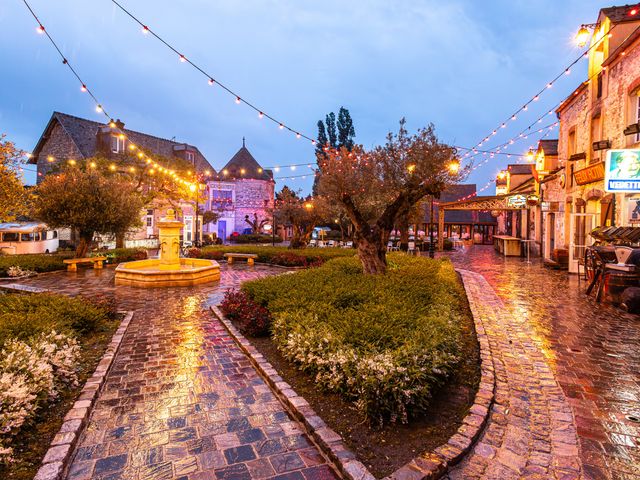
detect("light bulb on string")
[142,25,149,34]
[36,24,45,34]
[179,54,186,63]
[80,84,87,92]
[279,124,284,130]
[96,105,103,113]
[258,112,264,119]
[235,96,241,104]
[208,78,214,86]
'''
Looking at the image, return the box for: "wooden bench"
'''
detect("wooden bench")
[63,257,107,272]
[224,253,258,266]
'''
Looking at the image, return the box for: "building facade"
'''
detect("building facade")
[549,5,640,271]
[29,112,274,245]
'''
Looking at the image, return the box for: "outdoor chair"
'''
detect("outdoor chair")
[308,239,317,247]
[387,241,399,252]
[342,241,353,248]
[408,241,417,255]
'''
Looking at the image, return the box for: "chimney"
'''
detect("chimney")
[115,119,125,130]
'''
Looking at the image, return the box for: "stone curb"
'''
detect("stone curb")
[33,311,135,480]
[211,305,373,480]
[211,267,496,480]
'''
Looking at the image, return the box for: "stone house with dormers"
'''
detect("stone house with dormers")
[29,112,274,244]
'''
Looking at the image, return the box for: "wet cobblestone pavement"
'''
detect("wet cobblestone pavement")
[16,265,338,480]
[443,246,640,480]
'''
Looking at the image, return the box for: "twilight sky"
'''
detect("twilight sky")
[1,0,607,192]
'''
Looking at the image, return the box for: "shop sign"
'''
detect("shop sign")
[627,197,640,224]
[496,185,508,195]
[605,149,640,192]
[507,194,527,208]
[541,201,560,212]
[574,162,605,186]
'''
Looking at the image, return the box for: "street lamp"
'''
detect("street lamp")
[447,158,460,175]
[189,183,200,247]
[526,148,535,163]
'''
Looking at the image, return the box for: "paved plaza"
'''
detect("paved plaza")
[17,265,338,480]
[12,248,640,480]
[443,246,640,480]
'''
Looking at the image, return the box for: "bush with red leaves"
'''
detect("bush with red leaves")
[220,289,272,337]
[269,252,324,268]
[187,248,224,260]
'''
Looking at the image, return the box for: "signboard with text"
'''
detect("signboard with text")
[605,149,640,192]
[574,162,605,186]
[507,194,527,209]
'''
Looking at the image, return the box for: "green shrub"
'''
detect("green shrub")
[198,245,354,265]
[0,253,72,277]
[0,293,109,347]
[231,234,283,244]
[239,254,464,425]
[91,248,147,264]
[443,238,454,251]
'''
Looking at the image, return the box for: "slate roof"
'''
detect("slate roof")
[507,164,535,175]
[424,184,497,224]
[601,4,640,24]
[219,145,273,181]
[30,112,214,173]
[538,139,559,156]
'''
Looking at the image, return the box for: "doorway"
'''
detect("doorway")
[568,213,597,273]
[217,220,227,242]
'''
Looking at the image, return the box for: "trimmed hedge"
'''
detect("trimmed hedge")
[0,293,113,348]
[198,245,354,265]
[0,253,73,277]
[91,247,148,264]
[237,254,464,425]
[231,234,283,244]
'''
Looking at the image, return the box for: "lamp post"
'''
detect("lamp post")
[189,183,199,247]
[429,195,435,258]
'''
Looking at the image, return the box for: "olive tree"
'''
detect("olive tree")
[316,120,462,274]
[32,168,145,257]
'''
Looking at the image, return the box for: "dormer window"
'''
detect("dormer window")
[111,135,125,154]
[186,151,195,162]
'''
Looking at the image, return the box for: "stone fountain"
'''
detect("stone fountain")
[115,209,220,287]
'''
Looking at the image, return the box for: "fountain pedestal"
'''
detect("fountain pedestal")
[114,209,220,287]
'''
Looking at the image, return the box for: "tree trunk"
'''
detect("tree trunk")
[75,231,93,258]
[398,214,409,252]
[356,232,387,274]
[115,232,125,249]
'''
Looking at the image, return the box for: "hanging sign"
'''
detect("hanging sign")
[507,194,527,208]
[574,162,605,185]
[605,149,640,192]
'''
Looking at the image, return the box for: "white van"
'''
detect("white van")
[0,223,59,255]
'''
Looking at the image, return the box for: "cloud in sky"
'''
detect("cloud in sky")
[1,0,605,190]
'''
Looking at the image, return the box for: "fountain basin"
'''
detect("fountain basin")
[114,258,220,287]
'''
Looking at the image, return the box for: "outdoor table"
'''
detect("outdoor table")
[493,235,522,257]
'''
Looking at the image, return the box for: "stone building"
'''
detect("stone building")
[203,141,275,240]
[552,5,640,271]
[29,112,273,245]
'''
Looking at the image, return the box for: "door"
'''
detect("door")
[568,213,597,273]
[217,220,227,242]
[543,213,556,260]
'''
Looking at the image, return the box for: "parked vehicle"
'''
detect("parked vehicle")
[0,222,59,254]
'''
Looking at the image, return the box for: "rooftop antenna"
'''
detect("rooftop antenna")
[242,136,246,148]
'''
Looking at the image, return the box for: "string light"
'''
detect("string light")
[108,0,316,143]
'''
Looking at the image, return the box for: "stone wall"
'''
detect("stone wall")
[232,179,274,233]
[34,123,84,182]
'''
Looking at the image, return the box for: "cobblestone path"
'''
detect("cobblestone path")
[17,266,338,480]
[444,246,640,480]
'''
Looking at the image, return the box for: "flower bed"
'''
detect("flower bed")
[0,253,73,278]
[0,293,118,477]
[229,254,465,425]
[195,245,353,266]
